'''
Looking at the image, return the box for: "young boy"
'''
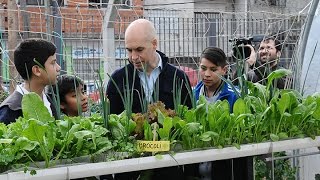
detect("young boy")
[50,75,88,117]
[194,47,238,108]
[0,39,61,124]
[192,47,252,180]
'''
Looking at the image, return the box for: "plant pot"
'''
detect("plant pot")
[1,136,320,180]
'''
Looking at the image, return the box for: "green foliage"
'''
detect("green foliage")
[0,90,8,103]
[171,79,320,150]
[95,70,110,129]
[108,112,136,141]
[0,93,114,172]
[158,117,173,140]
[22,119,55,167]
[2,69,320,176]
[106,63,138,144]
[22,93,56,122]
[172,70,196,118]
[255,152,297,180]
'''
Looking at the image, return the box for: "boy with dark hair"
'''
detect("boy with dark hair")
[0,39,61,124]
[194,47,237,107]
[50,75,88,117]
[191,47,253,180]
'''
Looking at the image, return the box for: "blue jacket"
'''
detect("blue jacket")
[194,81,238,111]
[106,51,193,114]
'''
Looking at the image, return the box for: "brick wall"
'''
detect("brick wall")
[0,0,144,35]
[114,9,143,37]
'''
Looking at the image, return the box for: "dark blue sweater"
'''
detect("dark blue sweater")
[106,51,193,114]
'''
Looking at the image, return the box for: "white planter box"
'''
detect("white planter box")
[2,136,320,180]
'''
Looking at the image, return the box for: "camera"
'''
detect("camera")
[229,37,253,59]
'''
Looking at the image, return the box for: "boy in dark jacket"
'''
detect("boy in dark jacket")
[0,39,60,124]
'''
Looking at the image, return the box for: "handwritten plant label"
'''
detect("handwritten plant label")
[137,141,170,152]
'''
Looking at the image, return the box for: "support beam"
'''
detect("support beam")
[7,0,18,93]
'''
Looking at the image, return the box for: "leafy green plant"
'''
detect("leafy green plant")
[0,93,115,172]
[173,70,197,118]
[180,122,202,149]
[255,152,297,180]
[55,116,112,159]
[95,71,110,129]
[2,61,320,176]
[229,42,251,97]
[172,70,184,117]
[21,93,56,167]
[107,63,138,143]
[0,90,8,103]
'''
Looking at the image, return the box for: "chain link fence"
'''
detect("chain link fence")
[0,7,306,88]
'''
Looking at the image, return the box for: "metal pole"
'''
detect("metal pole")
[7,0,18,93]
[103,0,115,82]
[0,4,4,91]
[296,0,320,92]
[52,0,64,73]
[20,0,30,39]
[244,0,248,38]
[265,150,320,161]
[44,0,51,40]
